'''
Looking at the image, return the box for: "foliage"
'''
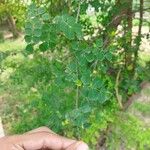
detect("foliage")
[0,0,150,149]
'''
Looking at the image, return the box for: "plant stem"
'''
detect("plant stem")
[76,0,82,23]
[115,69,123,109]
[75,0,82,109]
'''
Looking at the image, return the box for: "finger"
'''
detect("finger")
[12,144,24,150]
[66,141,89,150]
[26,126,56,135]
[13,132,76,150]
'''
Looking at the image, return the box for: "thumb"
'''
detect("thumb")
[66,141,89,150]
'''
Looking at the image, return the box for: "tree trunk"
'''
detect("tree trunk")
[133,0,144,73]
[7,13,20,39]
[124,0,133,70]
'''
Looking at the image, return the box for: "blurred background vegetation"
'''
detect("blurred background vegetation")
[0,0,150,149]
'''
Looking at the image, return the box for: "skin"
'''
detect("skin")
[0,127,89,150]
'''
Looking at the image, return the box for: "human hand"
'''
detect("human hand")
[0,127,89,150]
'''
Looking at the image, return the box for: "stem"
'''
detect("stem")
[75,1,82,109]
[115,69,123,109]
[76,0,82,23]
[75,59,79,109]
[76,84,79,109]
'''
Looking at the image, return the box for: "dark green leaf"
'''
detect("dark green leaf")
[24,35,32,43]
[40,33,48,41]
[39,42,49,52]
[26,44,34,52]
[42,24,50,31]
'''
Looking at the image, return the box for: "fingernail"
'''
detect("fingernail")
[76,142,89,150]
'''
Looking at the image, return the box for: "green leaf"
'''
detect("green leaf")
[28,5,36,17]
[25,22,32,29]
[98,65,107,73]
[37,7,46,15]
[31,18,41,26]
[26,44,34,52]
[39,42,49,52]
[81,105,91,113]
[92,78,103,89]
[97,92,107,103]
[34,23,42,29]
[42,24,50,32]
[88,89,99,101]
[28,3,36,11]
[105,52,112,61]
[32,36,40,43]
[49,32,57,43]
[55,15,83,40]
[82,87,89,98]
[78,56,87,66]
[81,74,91,85]
[97,51,104,61]
[74,24,83,39]
[49,42,56,49]
[65,73,78,82]
[25,28,32,35]
[64,27,75,39]
[71,41,79,51]
[27,12,35,18]
[96,38,103,47]
[33,29,42,37]
[66,63,77,73]
[42,13,50,21]
[41,33,48,41]
[86,52,94,62]
[24,35,32,43]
